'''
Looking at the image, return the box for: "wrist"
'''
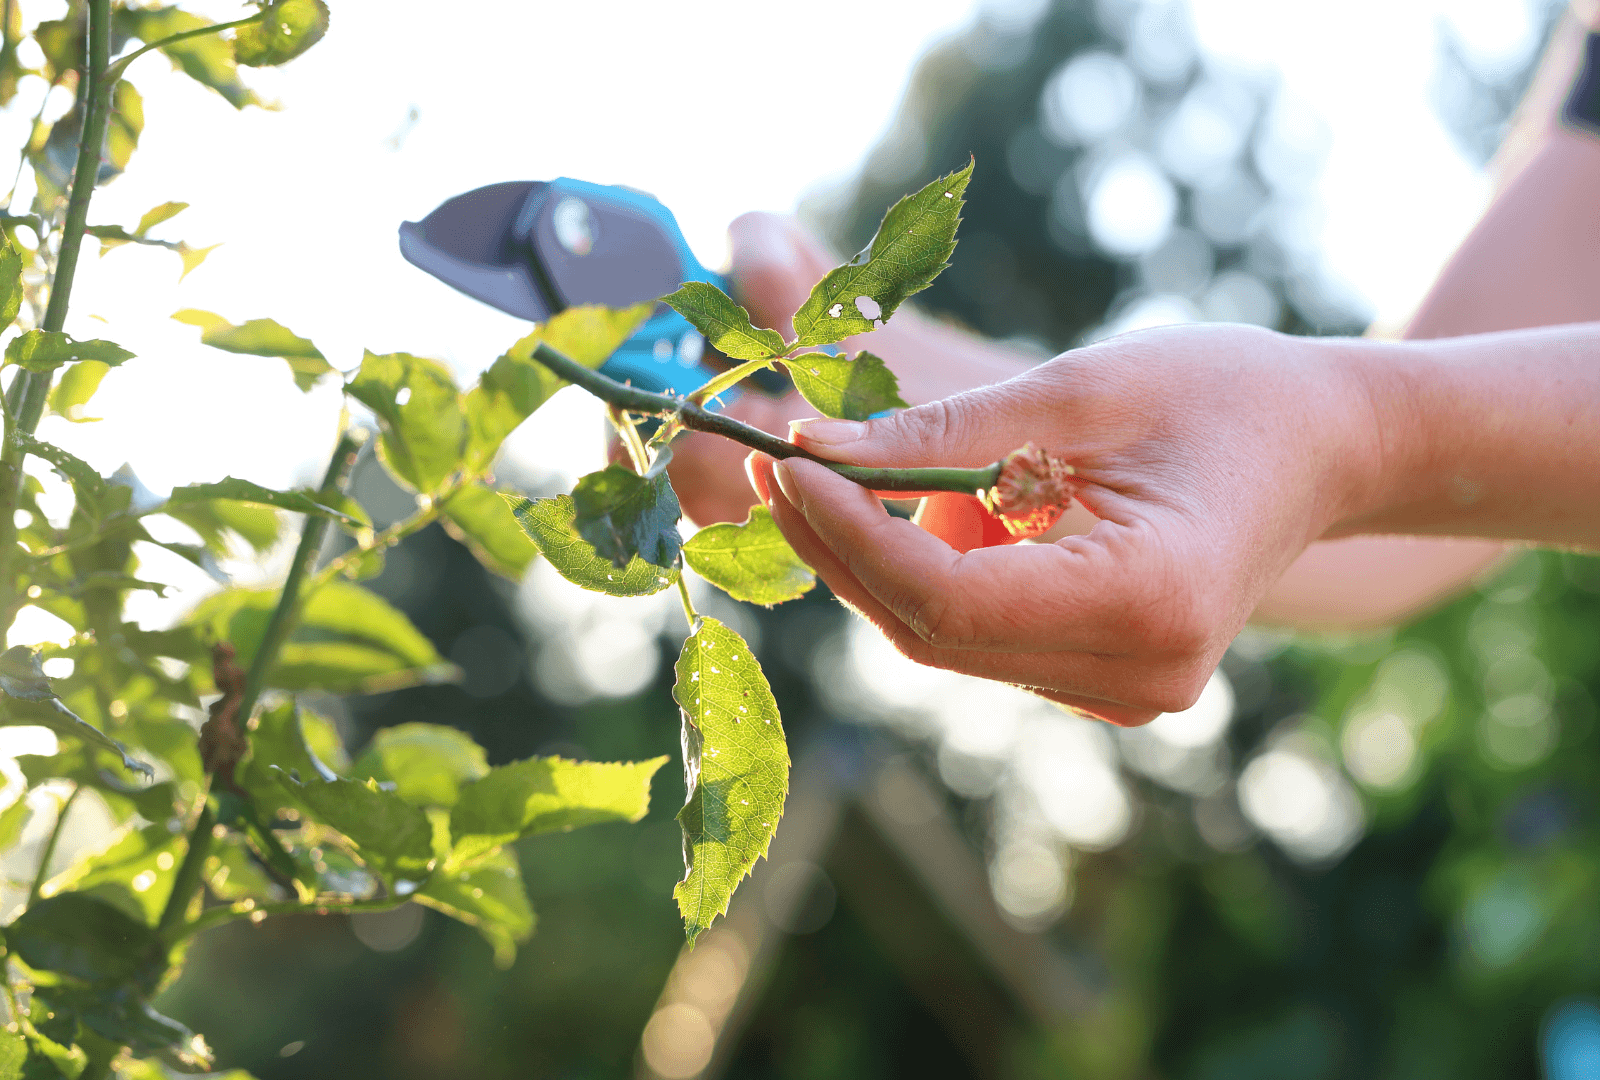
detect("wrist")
[1315,336,1429,538]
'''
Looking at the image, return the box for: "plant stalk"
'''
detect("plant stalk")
[28,783,80,904]
[529,343,1003,495]
[0,0,112,612]
[100,12,265,87]
[171,894,410,943]
[158,429,362,940]
[236,430,363,724]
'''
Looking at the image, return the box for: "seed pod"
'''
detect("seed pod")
[980,443,1077,539]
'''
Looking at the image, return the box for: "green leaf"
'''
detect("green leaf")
[165,477,363,527]
[171,309,332,392]
[661,282,788,361]
[0,1029,21,1080]
[234,700,339,822]
[682,505,814,606]
[47,360,112,422]
[785,349,907,422]
[42,822,184,926]
[0,647,153,778]
[570,463,683,571]
[275,774,435,887]
[440,482,536,579]
[462,302,653,472]
[36,982,209,1064]
[0,231,21,332]
[791,159,972,346]
[233,0,330,66]
[350,723,488,809]
[672,617,788,944]
[11,433,109,513]
[505,493,678,597]
[135,201,188,237]
[448,755,667,869]
[415,849,534,969]
[6,892,166,990]
[106,81,143,176]
[163,498,281,554]
[186,582,452,694]
[4,331,134,373]
[345,351,467,494]
[114,7,261,109]
[0,795,31,850]
[177,242,220,280]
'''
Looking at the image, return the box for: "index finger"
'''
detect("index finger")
[771,457,1176,656]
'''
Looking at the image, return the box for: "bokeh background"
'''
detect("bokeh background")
[3,0,1600,1077]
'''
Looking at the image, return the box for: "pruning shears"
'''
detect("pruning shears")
[400,178,782,403]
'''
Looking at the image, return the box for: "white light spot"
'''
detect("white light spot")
[853,295,882,320]
[394,387,412,406]
[131,870,157,893]
[827,303,843,318]
[1238,743,1364,863]
[943,191,954,198]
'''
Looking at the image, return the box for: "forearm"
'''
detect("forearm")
[1334,324,1600,548]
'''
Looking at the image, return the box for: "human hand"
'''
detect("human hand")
[667,213,1033,526]
[745,323,1383,726]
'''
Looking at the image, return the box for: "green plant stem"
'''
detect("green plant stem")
[28,783,79,904]
[158,430,361,940]
[686,355,778,406]
[528,342,1004,495]
[100,12,265,86]
[155,800,211,937]
[236,430,363,724]
[676,576,699,628]
[310,486,450,589]
[0,0,112,615]
[171,894,409,943]
[608,405,650,473]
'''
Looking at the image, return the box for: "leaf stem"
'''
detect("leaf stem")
[28,783,79,904]
[169,893,410,944]
[0,0,113,617]
[685,356,776,406]
[156,800,212,937]
[528,342,1003,495]
[236,429,363,725]
[100,12,265,87]
[608,405,650,474]
[675,576,699,628]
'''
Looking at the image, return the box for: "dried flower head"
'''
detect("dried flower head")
[981,443,1076,539]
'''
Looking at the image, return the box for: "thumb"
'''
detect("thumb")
[727,213,835,339]
[788,378,1052,470]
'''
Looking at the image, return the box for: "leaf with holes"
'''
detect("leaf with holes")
[662,281,788,361]
[785,349,907,421]
[345,350,467,494]
[673,617,788,944]
[791,159,972,346]
[504,493,678,596]
[682,506,814,606]
[570,462,683,571]
[448,755,667,868]
[172,309,333,392]
[5,330,134,372]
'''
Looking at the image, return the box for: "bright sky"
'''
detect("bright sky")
[0,0,1528,504]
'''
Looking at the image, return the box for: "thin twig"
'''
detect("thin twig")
[528,342,1004,495]
[28,783,80,904]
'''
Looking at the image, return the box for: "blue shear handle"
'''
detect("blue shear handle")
[537,177,738,405]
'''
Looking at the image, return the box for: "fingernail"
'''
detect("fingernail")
[789,418,866,447]
[744,452,772,507]
[772,461,805,515]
